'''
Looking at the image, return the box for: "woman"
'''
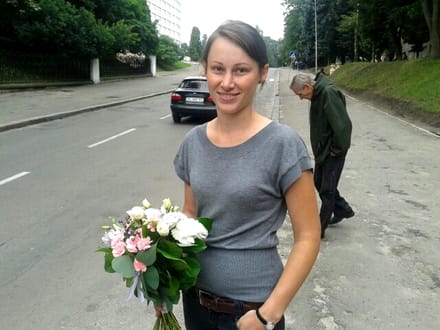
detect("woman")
[174,20,321,330]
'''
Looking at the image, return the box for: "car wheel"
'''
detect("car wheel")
[172,113,181,123]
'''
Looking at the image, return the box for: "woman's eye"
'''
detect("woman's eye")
[211,66,223,73]
[235,67,248,74]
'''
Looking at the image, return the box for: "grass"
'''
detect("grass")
[157,61,192,72]
[330,58,440,114]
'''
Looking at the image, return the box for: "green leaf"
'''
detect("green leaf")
[136,244,157,266]
[168,276,180,296]
[184,256,201,277]
[104,252,115,273]
[167,258,190,272]
[96,247,112,253]
[158,239,183,258]
[197,217,212,231]
[111,255,135,279]
[182,239,207,253]
[143,266,160,290]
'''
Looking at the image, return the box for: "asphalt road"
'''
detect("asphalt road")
[0,67,439,330]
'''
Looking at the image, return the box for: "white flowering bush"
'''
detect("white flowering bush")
[116,50,146,68]
[98,197,211,329]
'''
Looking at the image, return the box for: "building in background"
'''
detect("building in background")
[147,0,182,44]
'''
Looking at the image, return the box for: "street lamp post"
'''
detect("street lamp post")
[314,0,318,72]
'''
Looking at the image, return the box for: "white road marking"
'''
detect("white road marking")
[87,128,136,148]
[0,171,30,186]
[160,114,171,120]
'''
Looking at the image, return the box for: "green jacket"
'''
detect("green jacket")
[310,74,352,165]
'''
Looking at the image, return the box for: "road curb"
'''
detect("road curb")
[0,89,174,132]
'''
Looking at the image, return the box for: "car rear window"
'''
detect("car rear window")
[180,80,207,89]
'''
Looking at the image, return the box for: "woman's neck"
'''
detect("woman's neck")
[207,111,271,147]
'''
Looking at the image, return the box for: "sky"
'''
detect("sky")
[180,0,285,43]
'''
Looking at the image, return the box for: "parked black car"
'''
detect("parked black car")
[170,76,217,123]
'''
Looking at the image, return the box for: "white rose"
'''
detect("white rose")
[127,206,145,220]
[156,221,170,236]
[144,207,162,221]
[162,211,185,227]
[172,217,208,246]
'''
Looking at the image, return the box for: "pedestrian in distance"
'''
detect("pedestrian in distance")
[289,72,355,239]
[174,20,321,330]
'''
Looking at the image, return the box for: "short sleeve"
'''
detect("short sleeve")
[277,128,313,194]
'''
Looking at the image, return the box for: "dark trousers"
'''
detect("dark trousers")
[314,156,352,232]
[182,289,285,330]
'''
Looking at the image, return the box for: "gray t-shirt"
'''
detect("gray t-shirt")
[174,121,312,301]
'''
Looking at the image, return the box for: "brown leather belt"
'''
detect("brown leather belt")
[195,288,262,314]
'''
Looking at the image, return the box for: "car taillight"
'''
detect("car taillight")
[207,96,214,103]
[171,93,182,101]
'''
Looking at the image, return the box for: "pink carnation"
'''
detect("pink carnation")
[126,235,140,253]
[137,237,153,251]
[112,241,126,257]
[133,259,147,272]
[110,233,124,248]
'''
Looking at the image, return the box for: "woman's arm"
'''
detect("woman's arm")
[182,183,197,219]
[238,170,321,329]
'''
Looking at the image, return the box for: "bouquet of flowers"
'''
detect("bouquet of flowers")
[97,197,212,329]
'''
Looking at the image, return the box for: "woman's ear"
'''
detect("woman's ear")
[260,64,269,83]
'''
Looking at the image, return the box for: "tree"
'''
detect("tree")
[201,34,208,51]
[403,1,430,57]
[281,0,306,65]
[1,0,159,59]
[264,37,283,67]
[91,0,159,55]
[420,0,440,57]
[14,0,114,58]
[179,42,189,59]
[281,0,435,65]
[156,35,180,68]
[189,27,202,61]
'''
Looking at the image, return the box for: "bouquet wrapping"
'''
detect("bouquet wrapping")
[98,197,211,329]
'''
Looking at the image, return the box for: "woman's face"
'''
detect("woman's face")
[205,37,268,116]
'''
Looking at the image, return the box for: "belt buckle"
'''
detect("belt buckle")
[197,288,216,309]
[198,289,231,313]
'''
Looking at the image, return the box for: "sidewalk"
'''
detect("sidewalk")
[0,64,203,132]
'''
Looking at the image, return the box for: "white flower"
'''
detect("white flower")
[172,217,208,246]
[155,212,186,237]
[144,207,162,221]
[156,221,170,236]
[162,212,186,227]
[127,206,145,220]
[101,228,124,246]
[161,198,172,212]
[142,198,151,208]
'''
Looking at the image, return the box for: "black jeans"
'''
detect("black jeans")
[182,289,285,330]
[314,156,353,231]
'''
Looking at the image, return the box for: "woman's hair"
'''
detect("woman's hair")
[290,73,313,90]
[201,20,268,70]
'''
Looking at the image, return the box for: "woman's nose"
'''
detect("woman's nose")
[221,72,234,89]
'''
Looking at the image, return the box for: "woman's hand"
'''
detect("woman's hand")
[236,310,265,330]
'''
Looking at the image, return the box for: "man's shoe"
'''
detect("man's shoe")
[329,210,355,225]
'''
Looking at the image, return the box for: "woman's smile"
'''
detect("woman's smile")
[217,91,240,103]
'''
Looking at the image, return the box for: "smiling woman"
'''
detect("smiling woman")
[173,20,321,330]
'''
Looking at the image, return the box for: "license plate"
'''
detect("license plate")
[186,97,204,103]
